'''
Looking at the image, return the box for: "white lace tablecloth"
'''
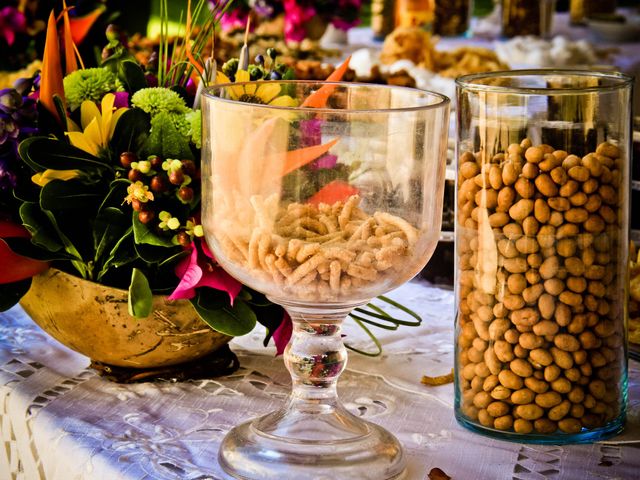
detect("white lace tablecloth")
[1,280,639,480]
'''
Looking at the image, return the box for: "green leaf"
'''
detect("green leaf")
[134,242,181,264]
[3,237,77,262]
[191,291,256,336]
[93,207,129,263]
[109,108,150,157]
[98,179,130,212]
[120,61,147,94]
[19,202,64,252]
[132,213,175,247]
[42,209,85,275]
[40,179,104,211]
[128,268,153,318]
[0,279,31,312]
[18,137,112,173]
[96,228,137,281]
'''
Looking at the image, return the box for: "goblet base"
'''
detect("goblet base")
[218,403,406,480]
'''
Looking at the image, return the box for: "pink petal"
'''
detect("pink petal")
[201,239,214,259]
[273,312,292,356]
[197,265,242,305]
[168,247,202,300]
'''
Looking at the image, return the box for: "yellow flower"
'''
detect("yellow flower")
[66,93,127,157]
[216,70,298,107]
[31,169,82,187]
[125,181,154,204]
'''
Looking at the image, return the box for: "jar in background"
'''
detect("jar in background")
[570,0,617,25]
[372,0,396,40]
[433,0,472,37]
[454,70,632,442]
[395,0,434,30]
[501,0,556,38]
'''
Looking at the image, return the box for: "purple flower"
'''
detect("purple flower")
[299,118,322,147]
[310,154,338,170]
[0,89,22,114]
[0,152,18,190]
[0,6,26,47]
[0,115,18,145]
[113,91,130,108]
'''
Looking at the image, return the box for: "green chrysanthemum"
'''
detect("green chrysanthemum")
[185,110,201,149]
[131,87,190,118]
[63,68,123,111]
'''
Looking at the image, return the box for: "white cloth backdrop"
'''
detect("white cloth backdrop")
[1,280,639,480]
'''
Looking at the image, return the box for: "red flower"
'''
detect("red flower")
[0,220,49,284]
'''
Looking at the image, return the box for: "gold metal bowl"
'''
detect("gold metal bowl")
[20,268,231,368]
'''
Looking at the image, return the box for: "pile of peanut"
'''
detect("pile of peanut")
[457,139,625,435]
[216,195,419,301]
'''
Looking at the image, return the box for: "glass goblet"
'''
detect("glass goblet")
[201,81,450,479]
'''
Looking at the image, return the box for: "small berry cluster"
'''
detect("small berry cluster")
[121,151,203,246]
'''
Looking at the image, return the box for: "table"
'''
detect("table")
[1,280,639,480]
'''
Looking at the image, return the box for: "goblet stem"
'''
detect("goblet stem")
[218,304,407,480]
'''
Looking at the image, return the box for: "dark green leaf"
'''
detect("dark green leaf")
[134,241,181,264]
[128,268,153,318]
[109,108,150,157]
[35,101,65,141]
[93,207,130,263]
[120,61,147,94]
[132,213,175,247]
[96,228,137,281]
[19,202,64,252]
[40,179,104,211]
[191,291,256,336]
[19,137,112,173]
[53,94,68,131]
[0,279,31,312]
[98,179,130,212]
[42,210,85,273]
[3,237,76,262]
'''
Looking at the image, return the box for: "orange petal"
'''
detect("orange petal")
[62,2,78,74]
[301,55,352,108]
[40,10,65,124]
[68,6,105,44]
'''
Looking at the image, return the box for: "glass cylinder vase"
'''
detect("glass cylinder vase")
[454,70,633,443]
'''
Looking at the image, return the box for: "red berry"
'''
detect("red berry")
[181,159,197,177]
[128,169,144,182]
[149,155,163,169]
[150,175,169,193]
[120,151,137,168]
[176,231,191,247]
[169,170,184,185]
[138,210,155,224]
[178,186,194,203]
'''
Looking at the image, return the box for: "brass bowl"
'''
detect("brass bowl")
[20,268,231,368]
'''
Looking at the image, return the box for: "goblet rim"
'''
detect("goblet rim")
[202,80,450,113]
[456,69,634,96]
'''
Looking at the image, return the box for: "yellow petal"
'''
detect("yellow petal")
[66,131,99,156]
[108,108,127,140]
[216,71,231,84]
[235,70,250,82]
[256,83,281,104]
[84,116,104,147]
[101,93,116,141]
[66,117,81,132]
[269,95,298,107]
[32,169,81,187]
[80,100,100,129]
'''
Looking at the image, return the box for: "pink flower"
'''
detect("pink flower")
[168,239,242,304]
[0,7,26,47]
[220,8,250,33]
[272,312,292,355]
[283,0,316,43]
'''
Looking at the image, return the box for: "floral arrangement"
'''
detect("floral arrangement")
[1,0,419,359]
[217,0,362,43]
